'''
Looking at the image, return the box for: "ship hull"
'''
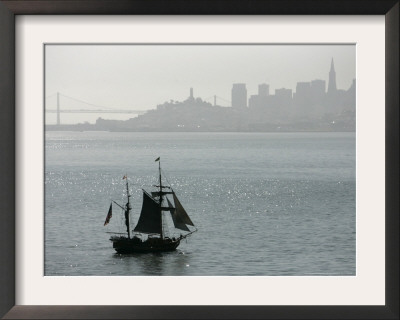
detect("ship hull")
[111,236,181,254]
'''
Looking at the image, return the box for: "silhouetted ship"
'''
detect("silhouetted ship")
[104,157,197,253]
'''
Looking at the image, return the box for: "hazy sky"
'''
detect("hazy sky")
[45,44,355,112]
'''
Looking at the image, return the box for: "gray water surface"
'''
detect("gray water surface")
[45,132,355,276]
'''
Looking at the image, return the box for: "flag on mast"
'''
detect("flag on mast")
[104,204,112,226]
[155,157,160,162]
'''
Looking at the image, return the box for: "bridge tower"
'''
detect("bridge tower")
[57,92,60,125]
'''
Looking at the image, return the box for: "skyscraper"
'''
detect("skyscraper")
[311,79,326,105]
[189,87,194,101]
[231,83,247,108]
[295,82,312,109]
[258,83,269,97]
[327,58,337,94]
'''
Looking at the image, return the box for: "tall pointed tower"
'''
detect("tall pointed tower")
[327,58,337,94]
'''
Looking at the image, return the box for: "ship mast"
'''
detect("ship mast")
[158,159,164,240]
[125,175,131,239]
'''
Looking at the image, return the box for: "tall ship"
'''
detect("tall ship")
[104,157,197,253]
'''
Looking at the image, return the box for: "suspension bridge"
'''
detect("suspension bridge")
[45,93,147,125]
[203,95,231,106]
[46,92,232,125]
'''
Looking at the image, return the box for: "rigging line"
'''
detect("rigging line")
[112,200,125,210]
[59,93,114,110]
[216,97,231,104]
[160,167,173,189]
[160,167,182,199]
[118,206,125,233]
[45,93,57,99]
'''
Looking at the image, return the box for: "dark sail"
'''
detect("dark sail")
[167,198,190,232]
[134,190,162,234]
[104,204,112,226]
[173,193,194,226]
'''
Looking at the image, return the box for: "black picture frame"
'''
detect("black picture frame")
[0,1,398,319]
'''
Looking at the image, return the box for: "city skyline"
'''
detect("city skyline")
[45,44,355,124]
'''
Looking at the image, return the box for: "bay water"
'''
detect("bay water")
[45,132,355,276]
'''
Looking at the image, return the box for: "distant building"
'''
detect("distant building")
[231,83,247,108]
[275,88,292,107]
[343,79,356,112]
[310,79,326,106]
[248,94,259,109]
[275,88,292,100]
[311,79,325,94]
[326,58,349,114]
[273,88,293,117]
[327,58,337,95]
[258,83,269,97]
[187,87,195,102]
[347,79,356,102]
[249,83,270,109]
[248,94,270,109]
[293,82,312,116]
[295,82,311,103]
